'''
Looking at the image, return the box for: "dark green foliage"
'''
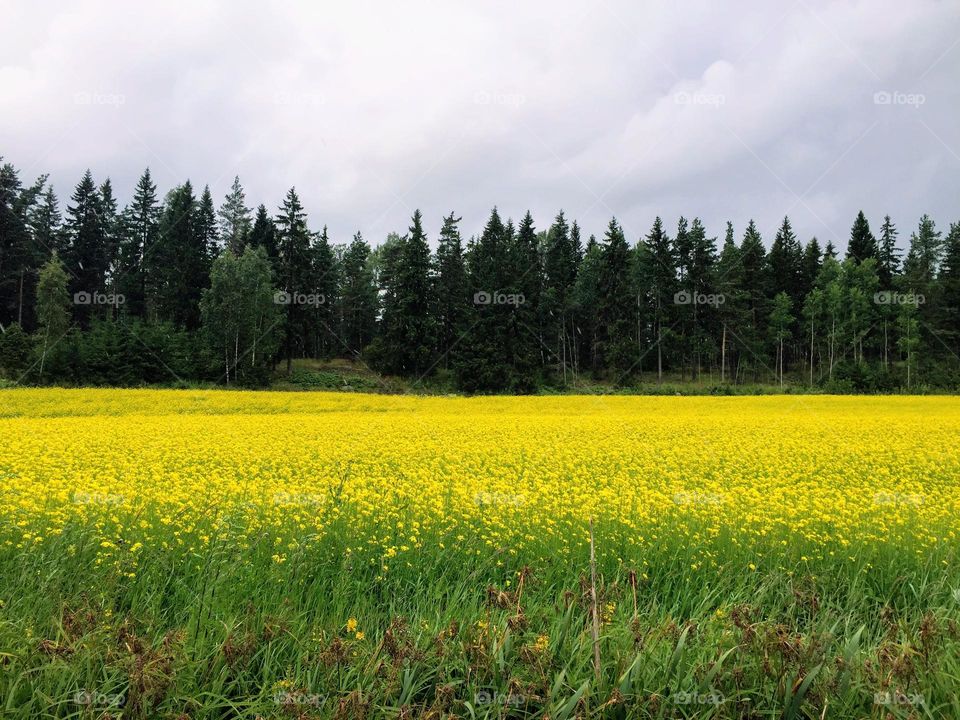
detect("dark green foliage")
[846,210,878,264]
[1,155,957,392]
[370,210,435,377]
[337,233,378,358]
[433,213,469,370]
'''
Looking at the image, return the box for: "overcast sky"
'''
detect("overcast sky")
[2,0,958,251]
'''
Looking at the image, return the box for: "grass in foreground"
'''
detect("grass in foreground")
[0,389,958,718]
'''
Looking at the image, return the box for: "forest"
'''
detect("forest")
[1,158,958,393]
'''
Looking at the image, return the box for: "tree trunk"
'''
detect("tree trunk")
[720,323,727,383]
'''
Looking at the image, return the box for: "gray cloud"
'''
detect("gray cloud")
[1,0,957,249]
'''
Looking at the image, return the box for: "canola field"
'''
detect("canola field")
[0,389,958,719]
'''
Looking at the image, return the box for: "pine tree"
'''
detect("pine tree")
[739,219,768,380]
[903,214,942,288]
[16,182,60,331]
[308,225,339,358]
[433,212,468,369]
[508,211,542,387]
[338,232,378,357]
[275,187,313,373]
[542,211,579,381]
[639,216,676,382]
[117,169,160,319]
[218,176,252,255]
[846,210,878,264]
[715,221,744,383]
[196,185,219,264]
[248,204,279,273]
[767,216,803,304]
[936,222,960,359]
[573,235,603,375]
[597,217,633,377]
[149,181,208,329]
[800,237,822,300]
[456,208,515,392]
[687,217,719,379]
[374,209,435,377]
[99,178,121,295]
[65,170,107,327]
[877,215,900,289]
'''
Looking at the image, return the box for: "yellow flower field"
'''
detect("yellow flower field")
[3,389,960,718]
[1,389,957,569]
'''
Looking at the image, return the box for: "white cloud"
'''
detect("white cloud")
[1,0,957,248]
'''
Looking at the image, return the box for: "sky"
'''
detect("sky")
[1,0,958,252]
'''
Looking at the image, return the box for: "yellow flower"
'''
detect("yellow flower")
[346,617,358,633]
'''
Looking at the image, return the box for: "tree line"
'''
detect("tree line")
[1,158,959,392]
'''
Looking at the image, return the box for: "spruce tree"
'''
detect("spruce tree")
[433,212,468,369]
[846,210,878,264]
[639,216,676,382]
[218,176,252,255]
[739,219,768,380]
[275,187,313,372]
[196,186,219,265]
[715,221,744,383]
[117,169,160,319]
[597,217,634,377]
[767,216,802,304]
[248,204,279,273]
[508,210,542,386]
[573,235,603,375]
[309,225,339,358]
[338,232,378,357]
[374,210,435,377]
[65,170,107,327]
[800,237,822,300]
[542,211,579,382]
[877,215,901,289]
[456,208,514,392]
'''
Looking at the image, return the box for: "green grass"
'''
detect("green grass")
[1,516,958,719]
